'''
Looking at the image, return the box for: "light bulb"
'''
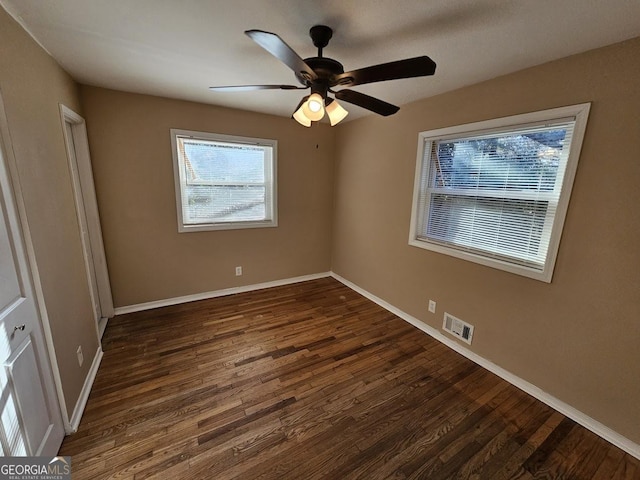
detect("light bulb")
[308,95,323,112]
[302,93,325,121]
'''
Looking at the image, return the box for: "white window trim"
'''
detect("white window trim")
[170,129,278,232]
[409,103,591,282]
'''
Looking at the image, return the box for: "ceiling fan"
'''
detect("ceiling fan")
[209,25,436,126]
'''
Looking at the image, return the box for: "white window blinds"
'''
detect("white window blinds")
[410,104,590,282]
[171,130,277,232]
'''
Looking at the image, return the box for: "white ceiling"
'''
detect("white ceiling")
[3,0,640,121]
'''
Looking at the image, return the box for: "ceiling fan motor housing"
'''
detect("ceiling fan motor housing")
[296,56,345,95]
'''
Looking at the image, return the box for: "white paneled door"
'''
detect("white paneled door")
[0,98,65,455]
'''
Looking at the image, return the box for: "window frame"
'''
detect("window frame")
[170,128,278,233]
[409,103,590,282]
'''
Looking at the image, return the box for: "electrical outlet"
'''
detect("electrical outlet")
[76,346,84,367]
[235,266,242,276]
[428,300,436,313]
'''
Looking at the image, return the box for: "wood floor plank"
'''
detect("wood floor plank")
[59,277,640,479]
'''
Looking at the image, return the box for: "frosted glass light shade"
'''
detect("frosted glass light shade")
[293,105,311,127]
[325,99,349,126]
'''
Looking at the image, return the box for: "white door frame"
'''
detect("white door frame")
[0,91,67,442]
[60,105,113,337]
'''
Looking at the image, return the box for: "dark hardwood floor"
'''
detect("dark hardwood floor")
[59,277,639,479]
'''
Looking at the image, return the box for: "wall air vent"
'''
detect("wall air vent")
[443,312,474,345]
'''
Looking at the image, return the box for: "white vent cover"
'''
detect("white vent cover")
[443,312,474,344]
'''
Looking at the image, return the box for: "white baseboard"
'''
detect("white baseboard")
[114,272,332,315]
[330,272,640,460]
[67,345,103,433]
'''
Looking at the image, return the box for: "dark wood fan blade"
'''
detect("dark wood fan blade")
[334,90,399,116]
[209,85,306,92]
[245,30,317,81]
[331,56,436,87]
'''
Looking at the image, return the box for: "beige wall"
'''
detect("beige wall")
[332,37,640,443]
[79,86,335,307]
[0,8,100,418]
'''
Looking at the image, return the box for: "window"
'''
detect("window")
[171,129,277,232]
[409,104,590,282]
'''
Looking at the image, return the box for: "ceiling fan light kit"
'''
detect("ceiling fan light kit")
[293,94,349,127]
[210,25,436,127]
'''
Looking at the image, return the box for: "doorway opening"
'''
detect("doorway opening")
[60,105,113,336]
